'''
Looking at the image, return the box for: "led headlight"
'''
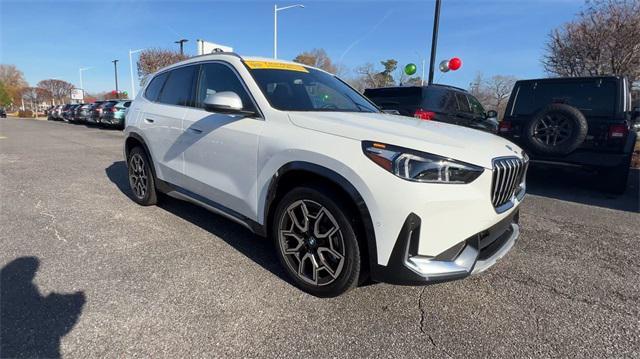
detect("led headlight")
[362,141,484,184]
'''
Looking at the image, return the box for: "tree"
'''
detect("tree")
[542,0,640,81]
[353,59,399,90]
[0,82,12,107]
[137,48,189,79]
[468,73,517,119]
[0,64,28,107]
[37,79,74,104]
[293,48,338,74]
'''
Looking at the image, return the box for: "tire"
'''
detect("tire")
[127,146,158,206]
[599,156,631,194]
[272,185,361,297]
[522,104,588,156]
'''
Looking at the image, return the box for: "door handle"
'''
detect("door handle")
[187,127,203,134]
[144,118,154,123]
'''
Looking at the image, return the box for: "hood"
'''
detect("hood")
[288,111,523,169]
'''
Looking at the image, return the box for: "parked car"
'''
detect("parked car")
[364,85,499,133]
[75,104,92,123]
[86,101,106,125]
[499,76,637,193]
[50,105,63,120]
[60,104,75,121]
[124,54,527,297]
[101,100,131,129]
[0,107,6,118]
[72,104,85,123]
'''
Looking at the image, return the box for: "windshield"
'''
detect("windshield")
[246,62,378,113]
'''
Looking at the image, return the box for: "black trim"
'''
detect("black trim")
[264,162,378,273]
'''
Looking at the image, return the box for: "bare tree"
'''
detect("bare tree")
[37,79,75,104]
[468,73,517,119]
[137,48,189,79]
[543,0,640,81]
[293,48,338,74]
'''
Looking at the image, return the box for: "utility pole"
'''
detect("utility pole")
[427,0,441,85]
[175,39,188,55]
[273,4,305,59]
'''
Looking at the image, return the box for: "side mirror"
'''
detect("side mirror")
[486,110,498,119]
[203,91,250,115]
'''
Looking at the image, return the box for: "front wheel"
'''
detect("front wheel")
[127,146,158,205]
[272,186,361,297]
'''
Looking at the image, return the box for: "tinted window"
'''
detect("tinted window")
[421,87,452,111]
[467,95,485,116]
[158,66,197,106]
[534,80,616,115]
[196,63,255,112]
[455,93,470,112]
[145,72,168,101]
[365,87,422,116]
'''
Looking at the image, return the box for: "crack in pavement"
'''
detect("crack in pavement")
[417,287,453,358]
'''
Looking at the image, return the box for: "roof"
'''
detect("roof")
[365,84,468,93]
[515,76,622,83]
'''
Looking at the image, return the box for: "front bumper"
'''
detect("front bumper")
[372,209,520,286]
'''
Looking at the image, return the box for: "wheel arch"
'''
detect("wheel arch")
[263,161,378,274]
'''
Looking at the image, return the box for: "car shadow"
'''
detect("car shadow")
[104,161,289,283]
[0,257,86,358]
[526,166,639,213]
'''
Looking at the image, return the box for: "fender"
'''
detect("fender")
[264,161,378,273]
[124,132,172,193]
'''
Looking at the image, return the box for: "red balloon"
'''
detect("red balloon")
[449,57,462,71]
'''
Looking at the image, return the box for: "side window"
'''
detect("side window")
[455,93,470,113]
[467,95,485,116]
[145,72,168,101]
[158,65,198,106]
[196,63,256,112]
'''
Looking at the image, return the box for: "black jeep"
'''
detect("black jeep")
[499,76,638,193]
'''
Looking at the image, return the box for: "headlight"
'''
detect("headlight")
[362,141,484,184]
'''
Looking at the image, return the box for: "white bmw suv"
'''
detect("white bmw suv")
[124,53,528,297]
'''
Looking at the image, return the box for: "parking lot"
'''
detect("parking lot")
[1,117,639,357]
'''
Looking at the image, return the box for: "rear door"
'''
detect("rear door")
[453,92,474,126]
[139,65,198,185]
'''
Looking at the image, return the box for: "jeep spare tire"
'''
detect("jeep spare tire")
[522,104,588,156]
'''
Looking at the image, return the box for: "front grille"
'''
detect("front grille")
[491,157,528,209]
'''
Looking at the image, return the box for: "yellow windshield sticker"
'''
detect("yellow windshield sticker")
[244,60,309,73]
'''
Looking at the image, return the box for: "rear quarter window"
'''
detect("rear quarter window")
[144,72,168,102]
[364,87,422,115]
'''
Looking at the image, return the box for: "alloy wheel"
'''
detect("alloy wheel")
[129,153,148,199]
[278,199,346,286]
[533,114,573,146]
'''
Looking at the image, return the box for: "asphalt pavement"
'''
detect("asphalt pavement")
[1,117,638,358]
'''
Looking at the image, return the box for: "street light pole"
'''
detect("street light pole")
[273,4,305,59]
[112,60,119,95]
[175,39,188,55]
[79,67,92,102]
[427,0,441,85]
[129,48,144,99]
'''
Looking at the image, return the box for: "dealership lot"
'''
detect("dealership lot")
[1,117,639,357]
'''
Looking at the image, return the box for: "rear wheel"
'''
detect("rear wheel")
[523,104,588,156]
[127,146,158,205]
[272,186,361,297]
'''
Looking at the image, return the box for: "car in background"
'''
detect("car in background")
[499,76,637,193]
[50,105,62,120]
[77,104,93,123]
[100,100,131,129]
[0,108,6,118]
[86,101,106,125]
[60,104,75,121]
[72,104,86,123]
[364,85,499,133]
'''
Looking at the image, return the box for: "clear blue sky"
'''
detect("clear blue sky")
[1,0,584,94]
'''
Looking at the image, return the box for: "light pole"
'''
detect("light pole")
[112,60,119,95]
[79,67,92,102]
[427,0,441,85]
[175,39,188,55]
[274,4,304,59]
[129,49,144,99]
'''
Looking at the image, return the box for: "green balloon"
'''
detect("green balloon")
[404,63,417,76]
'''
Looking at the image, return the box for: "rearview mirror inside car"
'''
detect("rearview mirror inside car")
[486,110,498,119]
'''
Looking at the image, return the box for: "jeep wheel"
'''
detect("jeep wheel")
[127,146,158,206]
[523,104,588,156]
[273,186,361,297]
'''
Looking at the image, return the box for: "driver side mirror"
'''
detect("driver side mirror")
[486,110,498,119]
[203,91,254,116]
